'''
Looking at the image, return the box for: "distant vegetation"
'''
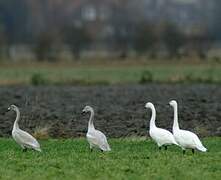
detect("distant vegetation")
[0,20,214,61]
[0,61,220,86]
[0,0,220,61]
[0,137,220,179]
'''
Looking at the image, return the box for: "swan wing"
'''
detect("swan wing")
[151,128,178,146]
[175,129,206,151]
[87,130,111,151]
[191,132,207,152]
[175,130,195,148]
[13,129,41,151]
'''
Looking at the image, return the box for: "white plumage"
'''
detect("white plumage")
[8,105,41,152]
[145,102,178,149]
[169,100,207,153]
[82,106,111,152]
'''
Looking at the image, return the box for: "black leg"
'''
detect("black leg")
[22,148,27,152]
[159,146,162,150]
[100,149,104,152]
[192,149,195,154]
[164,146,167,150]
[89,147,93,152]
[183,150,186,155]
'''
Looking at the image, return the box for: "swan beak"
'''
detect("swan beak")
[7,107,11,111]
[81,110,86,115]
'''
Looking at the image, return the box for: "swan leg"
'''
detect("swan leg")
[22,148,27,152]
[182,150,186,155]
[158,146,162,150]
[89,145,93,152]
[192,149,195,154]
[164,146,167,150]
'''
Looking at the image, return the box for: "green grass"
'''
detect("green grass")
[0,137,220,180]
[0,62,221,85]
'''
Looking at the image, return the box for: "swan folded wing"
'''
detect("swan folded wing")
[154,128,176,145]
[176,130,207,151]
[98,133,111,151]
[15,130,40,149]
[178,130,199,148]
[87,130,111,151]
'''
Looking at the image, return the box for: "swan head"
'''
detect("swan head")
[8,104,18,111]
[145,102,154,109]
[82,105,93,114]
[169,100,177,107]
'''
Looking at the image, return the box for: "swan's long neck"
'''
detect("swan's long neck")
[149,106,156,129]
[172,104,179,132]
[88,109,95,130]
[13,108,20,130]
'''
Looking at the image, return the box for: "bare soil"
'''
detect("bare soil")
[0,84,220,138]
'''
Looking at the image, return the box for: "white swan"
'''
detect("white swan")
[169,100,207,154]
[8,105,41,152]
[145,102,178,150]
[82,106,111,152]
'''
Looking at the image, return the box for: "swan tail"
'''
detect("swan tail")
[104,147,111,152]
[103,145,111,152]
[197,146,207,152]
[106,146,111,151]
[171,136,179,146]
[194,137,207,152]
[173,141,179,146]
[100,144,111,152]
[34,147,42,152]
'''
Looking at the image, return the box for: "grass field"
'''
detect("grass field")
[0,61,221,85]
[0,137,220,180]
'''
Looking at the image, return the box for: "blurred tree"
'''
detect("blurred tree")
[111,2,138,59]
[133,23,156,56]
[211,0,221,40]
[161,23,185,58]
[112,25,133,59]
[62,25,91,60]
[0,22,7,59]
[34,32,55,61]
[0,0,29,44]
[187,30,212,59]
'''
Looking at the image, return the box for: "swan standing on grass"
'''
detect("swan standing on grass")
[82,106,111,152]
[145,102,178,150]
[169,100,207,154]
[8,105,41,152]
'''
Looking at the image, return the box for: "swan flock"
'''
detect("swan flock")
[7,100,207,154]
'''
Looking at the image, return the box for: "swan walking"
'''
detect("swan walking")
[82,106,111,152]
[8,105,41,152]
[169,100,207,154]
[145,102,178,150]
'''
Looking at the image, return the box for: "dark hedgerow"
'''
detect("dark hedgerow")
[31,73,48,86]
[139,70,153,84]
